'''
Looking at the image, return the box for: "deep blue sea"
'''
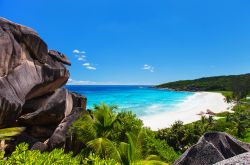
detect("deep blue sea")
[65,85,194,117]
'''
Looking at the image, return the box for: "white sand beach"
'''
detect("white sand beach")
[141,92,235,130]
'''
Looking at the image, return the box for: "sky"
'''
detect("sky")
[1,0,250,85]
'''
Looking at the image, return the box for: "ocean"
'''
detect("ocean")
[65,85,194,117]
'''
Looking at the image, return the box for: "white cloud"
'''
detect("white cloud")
[73,49,86,61]
[86,66,97,70]
[142,64,154,72]
[72,49,96,70]
[67,79,120,85]
[67,79,97,85]
[82,63,90,66]
[67,79,142,85]
[73,49,86,54]
[82,63,96,70]
[78,57,84,61]
[73,49,80,54]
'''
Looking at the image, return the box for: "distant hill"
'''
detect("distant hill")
[156,73,250,92]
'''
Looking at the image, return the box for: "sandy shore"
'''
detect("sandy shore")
[141,92,234,131]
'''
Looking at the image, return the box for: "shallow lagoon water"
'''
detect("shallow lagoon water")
[65,85,194,117]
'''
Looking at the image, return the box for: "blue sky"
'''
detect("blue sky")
[1,0,250,85]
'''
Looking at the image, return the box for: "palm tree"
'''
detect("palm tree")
[72,103,120,160]
[118,131,168,165]
[72,103,168,164]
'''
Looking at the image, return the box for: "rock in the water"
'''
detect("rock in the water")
[0,17,69,127]
[174,132,250,165]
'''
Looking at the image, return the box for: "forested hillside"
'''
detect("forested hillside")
[156,73,250,92]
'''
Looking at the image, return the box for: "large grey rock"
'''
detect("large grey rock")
[174,132,250,165]
[28,125,56,138]
[31,142,48,152]
[214,152,250,165]
[19,88,73,125]
[0,17,88,154]
[47,107,83,150]
[48,50,71,66]
[0,17,69,128]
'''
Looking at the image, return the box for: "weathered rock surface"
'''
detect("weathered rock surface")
[47,107,83,150]
[174,132,250,165]
[214,152,250,165]
[19,88,74,125]
[0,17,86,153]
[48,50,71,66]
[0,17,69,127]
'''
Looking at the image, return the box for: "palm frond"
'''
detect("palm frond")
[0,127,25,140]
[118,142,129,165]
[87,138,121,161]
[71,114,96,143]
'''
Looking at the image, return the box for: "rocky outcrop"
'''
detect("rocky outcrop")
[214,152,250,165]
[19,88,74,125]
[0,17,86,153]
[174,132,250,165]
[0,18,70,127]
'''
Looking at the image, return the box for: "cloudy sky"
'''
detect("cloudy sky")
[2,0,250,85]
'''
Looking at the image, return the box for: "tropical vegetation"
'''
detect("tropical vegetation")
[156,73,250,94]
[1,77,250,164]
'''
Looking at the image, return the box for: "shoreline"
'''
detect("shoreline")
[140,92,235,131]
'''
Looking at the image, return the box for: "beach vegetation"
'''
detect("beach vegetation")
[71,103,177,164]
[1,92,249,164]
[156,98,250,150]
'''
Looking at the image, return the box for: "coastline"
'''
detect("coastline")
[140,92,235,131]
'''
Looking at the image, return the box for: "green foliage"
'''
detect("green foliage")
[156,101,250,153]
[71,103,176,164]
[81,153,119,165]
[1,101,249,165]
[0,143,80,164]
[71,103,120,160]
[231,77,250,101]
[156,73,250,93]
[142,129,179,163]
[239,128,250,143]
[0,143,121,165]
[111,111,143,143]
[0,127,25,140]
[157,121,202,152]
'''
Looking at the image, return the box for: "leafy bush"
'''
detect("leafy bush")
[0,143,79,164]
[0,143,121,165]
[142,129,179,163]
[156,99,250,152]
[111,111,143,143]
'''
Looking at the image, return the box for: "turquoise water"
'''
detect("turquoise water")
[65,85,194,117]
